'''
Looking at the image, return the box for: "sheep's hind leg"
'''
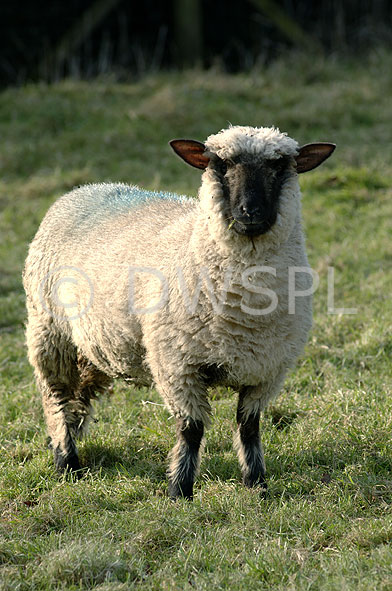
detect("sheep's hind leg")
[43,385,82,473]
[36,371,82,473]
[234,387,267,492]
[168,417,204,500]
[46,357,112,471]
[26,318,83,473]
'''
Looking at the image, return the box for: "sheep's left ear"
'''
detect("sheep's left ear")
[169,139,210,170]
[296,143,336,173]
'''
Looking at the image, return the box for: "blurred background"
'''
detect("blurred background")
[1,0,392,87]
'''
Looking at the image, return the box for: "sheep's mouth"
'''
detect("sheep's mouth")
[231,220,274,237]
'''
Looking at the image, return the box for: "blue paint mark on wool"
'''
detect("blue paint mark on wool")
[106,183,188,209]
[67,182,190,230]
[83,182,188,211]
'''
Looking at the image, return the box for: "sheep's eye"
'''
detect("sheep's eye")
[268,158,283,169]
[268,157,287,173]
[216,159,228,175]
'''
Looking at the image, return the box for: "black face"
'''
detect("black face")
[211,155,291,237]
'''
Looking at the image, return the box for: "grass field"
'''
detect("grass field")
[1,50,392,590]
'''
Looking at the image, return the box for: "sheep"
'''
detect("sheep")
[23,125,335,499]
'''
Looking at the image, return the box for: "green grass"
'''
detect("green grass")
[1,50,392,590]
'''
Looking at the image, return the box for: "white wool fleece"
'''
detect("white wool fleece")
[205,125,299,161]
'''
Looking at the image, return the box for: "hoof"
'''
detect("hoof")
[54,446,81,474]
[243,474,268,497]
[168,480,194,501]
[258,482,268,499]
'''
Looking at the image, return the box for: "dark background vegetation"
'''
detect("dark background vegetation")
[1,0,392,86]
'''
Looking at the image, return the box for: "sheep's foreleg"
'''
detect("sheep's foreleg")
[235,388,267,491]
[168,417,204,500]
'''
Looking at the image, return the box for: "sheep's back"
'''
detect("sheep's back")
[23,183,196,376]
[25,182,194,269]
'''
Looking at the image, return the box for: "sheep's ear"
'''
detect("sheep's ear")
[296,142,336,173]
[169,139,210,170]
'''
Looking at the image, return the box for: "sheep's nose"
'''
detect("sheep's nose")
[239,204,261,218]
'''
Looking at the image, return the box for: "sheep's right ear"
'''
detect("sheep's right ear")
[169,139,210,170]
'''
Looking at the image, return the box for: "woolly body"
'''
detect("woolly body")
[23,125,328,498]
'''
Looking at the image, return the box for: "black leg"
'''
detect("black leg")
[54,444,81,473]
[168,417,204,500]
[235,390,267,490]
[53,427,81,473]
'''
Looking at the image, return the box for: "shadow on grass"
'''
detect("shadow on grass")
[266,408,302,430]
[79,439,167,483]
[78,436,241,488]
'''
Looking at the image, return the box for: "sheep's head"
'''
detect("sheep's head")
[170,126,335,239]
